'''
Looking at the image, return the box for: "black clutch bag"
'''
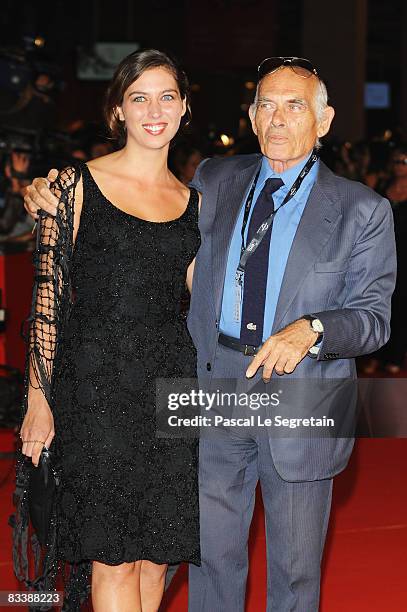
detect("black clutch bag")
[28,445,58,547]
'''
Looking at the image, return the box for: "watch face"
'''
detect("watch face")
[312,318,324,333]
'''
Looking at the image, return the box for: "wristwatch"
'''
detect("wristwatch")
[302,314,324,347]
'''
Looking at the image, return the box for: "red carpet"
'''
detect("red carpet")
[1,430,406,611]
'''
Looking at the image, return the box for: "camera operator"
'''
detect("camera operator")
[0,71,56,133]
[0,150,35,242]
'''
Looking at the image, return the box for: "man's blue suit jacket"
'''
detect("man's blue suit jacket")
[187,154,396,482]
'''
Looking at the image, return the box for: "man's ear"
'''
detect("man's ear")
[317,105,335,138]
[248,103,258,136]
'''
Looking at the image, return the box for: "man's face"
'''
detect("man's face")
[249,67,334,169]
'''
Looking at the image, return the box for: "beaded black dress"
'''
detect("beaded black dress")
[13,163,201,610]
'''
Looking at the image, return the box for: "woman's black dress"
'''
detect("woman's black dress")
[14,163,201,609]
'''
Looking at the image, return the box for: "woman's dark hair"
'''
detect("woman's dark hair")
[104,48,191,148]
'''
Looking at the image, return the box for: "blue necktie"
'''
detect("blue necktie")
[240,177,284,346]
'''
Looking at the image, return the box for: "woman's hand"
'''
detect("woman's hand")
[20,392,55,467]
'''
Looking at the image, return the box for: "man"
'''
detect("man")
[25,57,396,611]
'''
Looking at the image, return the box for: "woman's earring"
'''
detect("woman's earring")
[115,112,126,130]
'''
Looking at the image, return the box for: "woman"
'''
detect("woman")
[16,49,201,612]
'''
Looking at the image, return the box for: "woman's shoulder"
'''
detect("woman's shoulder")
[55,164,82,190]
[172,174,191,195]
[85,151,119,174]
[49,164,84,216]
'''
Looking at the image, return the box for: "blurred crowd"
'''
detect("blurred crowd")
[319,137,407,374]
[0,122,405,372]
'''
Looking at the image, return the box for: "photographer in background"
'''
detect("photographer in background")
[0,71,57,133]
[0,150,35,243]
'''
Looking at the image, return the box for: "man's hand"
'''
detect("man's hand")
[24,169,59,220]
[246,318,318,382]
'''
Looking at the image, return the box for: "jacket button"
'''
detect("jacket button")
[206,362,211,371]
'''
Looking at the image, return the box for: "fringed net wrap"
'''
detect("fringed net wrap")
[12,165,92,611]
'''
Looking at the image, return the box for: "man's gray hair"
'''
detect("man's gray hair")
[250,75,329,149]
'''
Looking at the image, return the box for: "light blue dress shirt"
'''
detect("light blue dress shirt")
[219,152,319,342]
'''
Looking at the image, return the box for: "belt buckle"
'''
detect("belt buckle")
[243,344,255,356]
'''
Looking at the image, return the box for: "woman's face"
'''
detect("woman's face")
[116,67,186,150]
[392,151,407,178]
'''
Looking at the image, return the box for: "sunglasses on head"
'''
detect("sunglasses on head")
[258,57,319,80]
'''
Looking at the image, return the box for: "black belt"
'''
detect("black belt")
[218,333,260,356]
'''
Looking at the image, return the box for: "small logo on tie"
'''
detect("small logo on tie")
[247,322,257,330]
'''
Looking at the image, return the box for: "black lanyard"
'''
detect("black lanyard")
[236,149,319,285]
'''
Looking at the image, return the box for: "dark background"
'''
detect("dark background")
[1,0,406,144]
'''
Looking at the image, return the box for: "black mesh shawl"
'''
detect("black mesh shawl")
[11,165,92,611]
[25,166,77,407]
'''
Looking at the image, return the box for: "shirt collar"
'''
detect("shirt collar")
[257,150,318,196]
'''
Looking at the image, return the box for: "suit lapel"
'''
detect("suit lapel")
[212,158,261,319]
[272,163,342,332]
